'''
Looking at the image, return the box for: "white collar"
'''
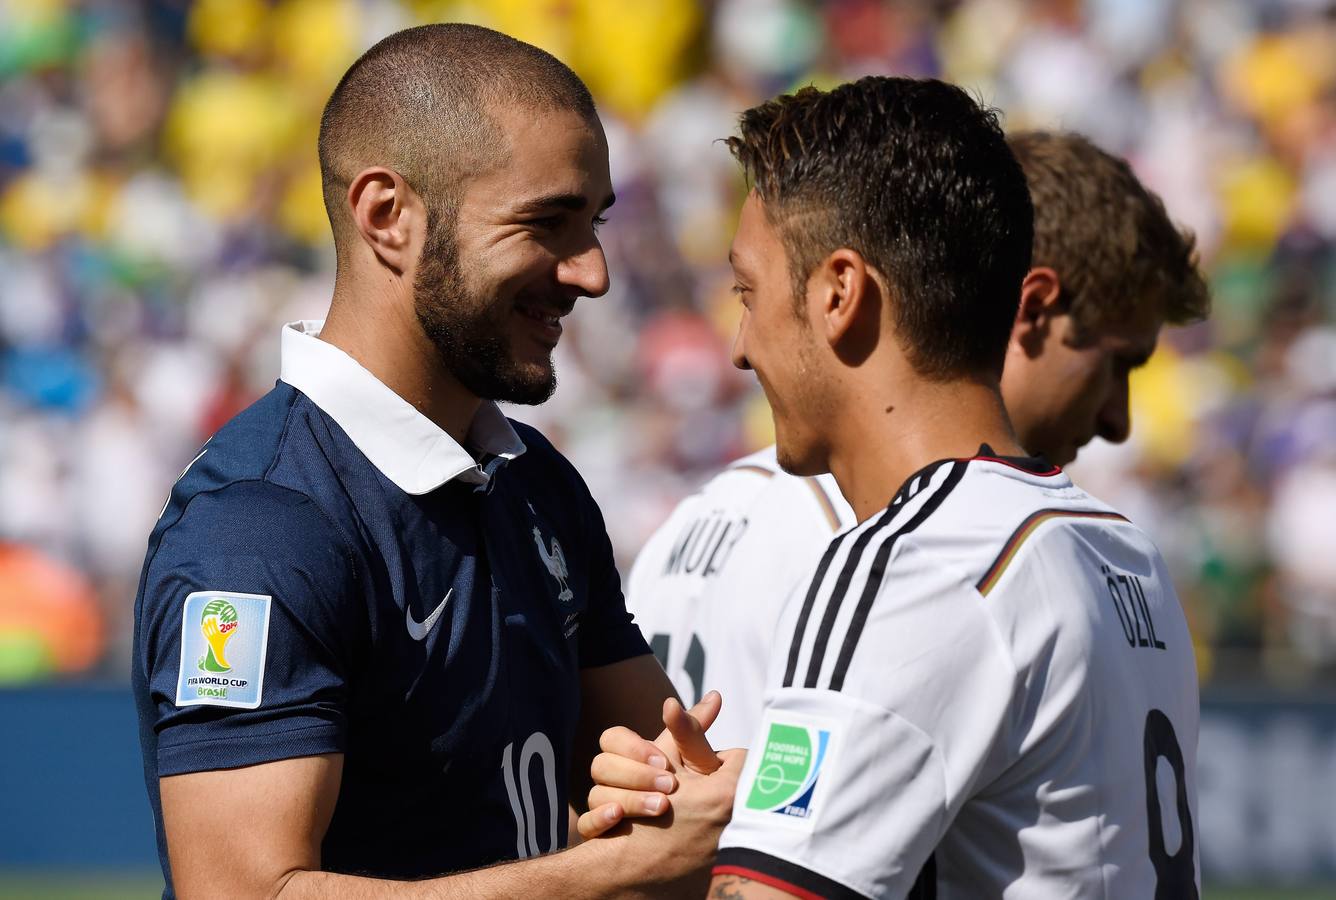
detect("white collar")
[279,320,525,494]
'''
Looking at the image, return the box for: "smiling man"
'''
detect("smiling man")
[132,24,738,899]
[690,79,1201,898]
[623,129,1209,750]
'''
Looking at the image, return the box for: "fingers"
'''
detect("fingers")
[587,785,670,819]
[661,693,722,775]
[591,752,677,795]
[578,741,744,843]
[576,801,625,841]
[586,729,676,827]
[599,725,671,769]
[687,690,723,733]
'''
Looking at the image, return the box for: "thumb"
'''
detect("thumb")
[661,692,722,774]
[687,690,723,734]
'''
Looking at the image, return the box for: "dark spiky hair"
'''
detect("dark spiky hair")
[727,76,1034,379]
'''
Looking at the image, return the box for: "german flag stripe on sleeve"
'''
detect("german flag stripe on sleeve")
[976,509,1130,596]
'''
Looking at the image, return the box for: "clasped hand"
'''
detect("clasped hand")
[579,691,745,841]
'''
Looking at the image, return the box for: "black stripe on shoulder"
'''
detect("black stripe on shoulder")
[715,847,871,900]
[828,460,967,691]
[802,503,902,688]
[783,529,851,688]
[803,460,954,689]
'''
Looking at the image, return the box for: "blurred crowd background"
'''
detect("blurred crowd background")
[0,0,1333,689]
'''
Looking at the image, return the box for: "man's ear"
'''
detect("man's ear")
[1012,266,1063,359]
[346,167,421,275]
[816,248,880,366]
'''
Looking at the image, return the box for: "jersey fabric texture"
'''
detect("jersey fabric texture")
[132,321,649,896]
[716,449,1200,900]
[626,446,855,749]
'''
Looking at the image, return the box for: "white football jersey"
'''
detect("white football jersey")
[716,451,1200,899]
[626,447,855,749]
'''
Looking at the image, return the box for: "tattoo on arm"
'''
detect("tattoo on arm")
[710,874,753,899]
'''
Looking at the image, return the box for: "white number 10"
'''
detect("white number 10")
[501,730,558,859]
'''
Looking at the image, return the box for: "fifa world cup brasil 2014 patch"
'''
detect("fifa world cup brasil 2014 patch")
[744,718,832,827]
[174,591,272,709]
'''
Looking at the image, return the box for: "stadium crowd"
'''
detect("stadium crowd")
[0,0,1333,686]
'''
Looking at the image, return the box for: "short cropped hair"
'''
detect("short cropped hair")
[726,76,1034,380]
[318,24,597,259]
[1007,131,1209,342]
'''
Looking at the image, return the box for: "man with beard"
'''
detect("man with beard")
[132,24,738,899]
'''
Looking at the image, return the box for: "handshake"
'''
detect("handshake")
[576,692,747,894]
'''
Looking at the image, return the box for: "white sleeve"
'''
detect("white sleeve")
[716,542,1019,899]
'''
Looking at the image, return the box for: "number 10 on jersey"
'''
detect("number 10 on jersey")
[501,731,559,859]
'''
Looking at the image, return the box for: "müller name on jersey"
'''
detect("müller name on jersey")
[662,509,750,579]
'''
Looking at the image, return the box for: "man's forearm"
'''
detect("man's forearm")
[275,837,637,900]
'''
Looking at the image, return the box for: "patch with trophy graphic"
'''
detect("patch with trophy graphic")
[174,590,272,709]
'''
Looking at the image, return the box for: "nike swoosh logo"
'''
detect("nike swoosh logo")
[406,589,453,641]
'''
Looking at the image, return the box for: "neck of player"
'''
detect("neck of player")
[319,288,483,445]
[827,373,1023,524]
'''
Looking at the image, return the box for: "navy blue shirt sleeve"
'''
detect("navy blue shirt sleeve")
[137,479,363,776]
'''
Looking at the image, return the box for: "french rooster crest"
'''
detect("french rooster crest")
[532,526,574,604]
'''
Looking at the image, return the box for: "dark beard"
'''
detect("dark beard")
[413,215,557,406]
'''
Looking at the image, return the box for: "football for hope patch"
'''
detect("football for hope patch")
[175,591,272,709]
[742,712,837,829]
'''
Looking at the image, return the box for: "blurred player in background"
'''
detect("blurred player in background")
[133,24,736,899]
[625,129,1209,750]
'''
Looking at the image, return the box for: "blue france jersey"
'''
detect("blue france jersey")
[133,355,648,893]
